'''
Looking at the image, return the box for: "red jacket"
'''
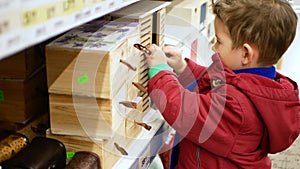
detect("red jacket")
[147,54,300,169]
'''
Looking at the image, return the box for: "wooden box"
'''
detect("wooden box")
[166,0,207,30]
[0,67,48,123]
[0,46,45,79]
[48,44,148,138]
[109,0,171,113]
[46,20,139,99]
[153,7,167,47]
[49,91,144,138]
[109,0,170,46]
[48,63,146,138]
[109,0,156,46]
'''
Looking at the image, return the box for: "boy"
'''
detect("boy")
[144,0,300,168]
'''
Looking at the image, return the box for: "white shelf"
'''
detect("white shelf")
[113,108,172,169]
[0,0,141,60]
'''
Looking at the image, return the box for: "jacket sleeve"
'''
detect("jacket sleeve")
[147,70,245,157]
[177,58,207,87]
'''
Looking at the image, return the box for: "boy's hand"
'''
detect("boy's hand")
[163,45,187,75]
[146,44,168,68]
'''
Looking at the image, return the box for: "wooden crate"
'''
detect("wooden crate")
[49,94,129,138]
[0,45,45,79]
[0,67,48,123]
[46,20,139,99]
[109,0,170,113]
[47,40,130,99]
[48,45,148,138]
[166,0,207,30]
[109,1,168,112]
[153,7,167,47]
[49,88,145,138]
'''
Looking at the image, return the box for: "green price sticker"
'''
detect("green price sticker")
[66,151,75,158]
[77,74,90,85]
[0,90,4,101]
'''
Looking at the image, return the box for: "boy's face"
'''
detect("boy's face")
[212,17,244,70]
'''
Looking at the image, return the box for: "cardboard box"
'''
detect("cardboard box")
[0,67,48,123]
[0,46,45,79]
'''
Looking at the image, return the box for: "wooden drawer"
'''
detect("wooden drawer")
[48,40,130,99]
[46,20,139,98]
[49,87,126,138]
[48,52,149,138]
[108,1,170,113]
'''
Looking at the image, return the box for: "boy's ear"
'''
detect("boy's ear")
[241,43,256,65]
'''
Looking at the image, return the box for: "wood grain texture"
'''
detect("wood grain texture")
[0,67,48,123]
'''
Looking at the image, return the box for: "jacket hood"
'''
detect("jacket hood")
[210,54,300,153]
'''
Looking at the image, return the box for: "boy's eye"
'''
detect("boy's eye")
[214,36,220,44]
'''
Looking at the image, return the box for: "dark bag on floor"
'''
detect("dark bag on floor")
[65,151,101,169]
[1,137,66,169]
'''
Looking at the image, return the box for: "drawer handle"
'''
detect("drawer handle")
[133,43,151,55]
[119,101,137,109]
[114,142,128,155]
[134,121,152,131]
[120,59,137,71]
[132,82,147,92]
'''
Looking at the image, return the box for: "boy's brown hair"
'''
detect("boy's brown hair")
[211,0,298,66]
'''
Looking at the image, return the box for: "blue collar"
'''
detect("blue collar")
[233,66,276,79]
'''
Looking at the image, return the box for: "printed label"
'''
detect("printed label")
[77,73,90,85]
[22,7,47,27]
[0,90,4,101]
[66,151,75,158]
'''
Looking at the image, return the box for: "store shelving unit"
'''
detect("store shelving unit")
[0,0,142,60]
[0,0,173,168]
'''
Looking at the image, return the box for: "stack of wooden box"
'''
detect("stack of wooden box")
[109,0,170,114]
[45,19,154,168]
[0,46,48,131]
